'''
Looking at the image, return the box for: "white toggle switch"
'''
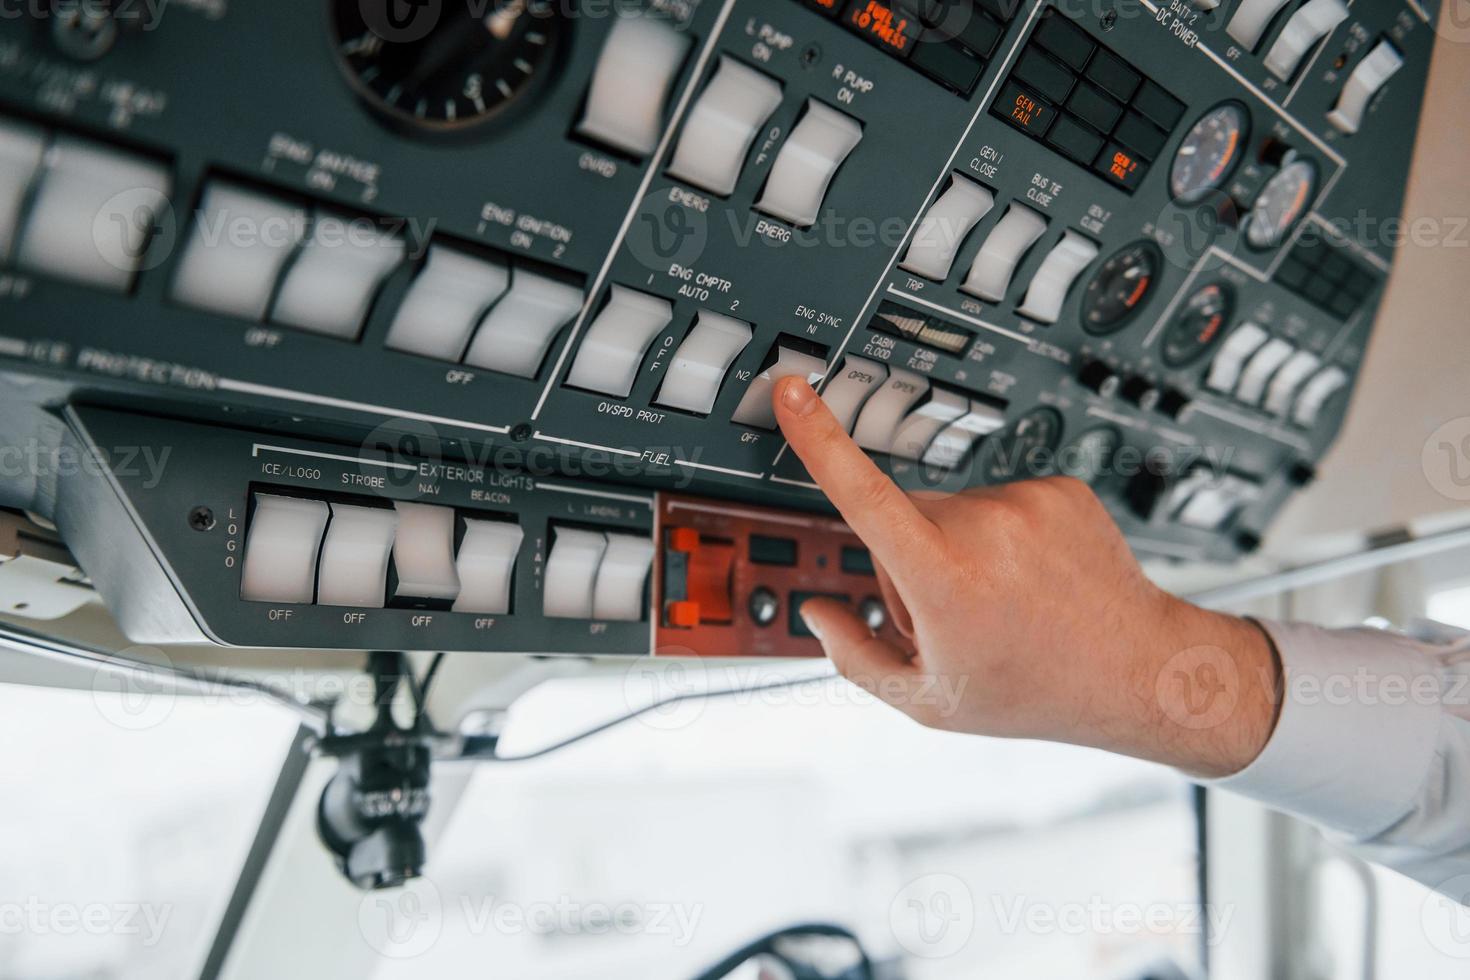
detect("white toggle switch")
[1263,0,1349,80]
[1176,474,1262,530]
[390,502,461,601]
[271,211,406,339]
[1234,337,1295,405]
[820,357,888,433]
[452,519,524,615]
[754,99,862,228]
[577,16,691,157]
[462,269,584,378]
[1016,231,1099,324]
[240,494,329,604]
[961,204,1047,303]
[544,527,609,619]
[730,342,828,429]
[1292,365,1349,427]
[667,56,783,196]
[1327,41,1404,134]
[171,183,307,322]
[852,369,930,452]
[922,401,1006,469]
[890,387,970,461]
[591,532,655,621]
[384,245,509,361]
[899,174,995,282]
[654,311,753,414]
[1263,349,1322,416]
[0,120,46,262]
[18,136,170,291]
[317,503,399,608]
[1206,322,1270,393]
[1227,0,1294,50]
[564,285,673,397]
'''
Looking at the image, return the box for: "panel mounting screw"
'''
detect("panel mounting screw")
[510,423,533,443]
[1100,9,1117,30]
[799,43,821,68]
[188,506,216,532]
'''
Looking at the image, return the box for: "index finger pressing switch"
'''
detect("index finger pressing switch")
[18,136,171,291]
[1327,41,1404,134]
[317,503,399,608]
[0,120,46,261]
[270,211,406,339]
[730,339,828,429]
[576,16,692,157]
[452,519,524,615]
[821,357,888,433]
[171,183,308,322]
[922,401,1006,469]
[754,99,863,228]
[1263,0,1349,81]
[1015,230,1100,324]
[390,502,461,602]
[462,269,584,378]
[654,311,754,415]
[543,527,609,619]
[591,533,656,621]
[667,56,783,196]
[564,285,673,398]
[961,203,1047,303]
[240,494,330,604]
[852,368,930,452]
[384,245,509,362]
[890,387,970,460]
[898,174,995,282]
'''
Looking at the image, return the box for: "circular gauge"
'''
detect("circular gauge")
[1246,158,1316,249]
[1160,283,1235,367]
[1169,102,1249,204]
[329,0,564,134]
[1080,240,1163,335]
[1058,426,1122,485]
[978,407,1064,485]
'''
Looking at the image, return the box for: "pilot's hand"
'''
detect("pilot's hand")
[772,376,1281,778]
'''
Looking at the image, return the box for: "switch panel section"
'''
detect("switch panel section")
[270,210,406,339]
[1263,0,1349,81]
[654,311,754,414]
[461,269,584,378]
[17,136,170,291]
[730,338,829,429]
[564,285,674,397]
[576,16,692,157]
[384,245,510,361]
[962,203,1047,302]
[899,173,995,281]
[852,369,929,452]
[452,519,524,616]
[317,503,399,608]
[667,56,783,196]
[1328,41,1404,134]
[391,502,462,602]
[820,357,889,433]
[923,401,1007,469]
[1016,230,1099,324]
[171,183,308,322]
[1227,0,1294,50]
[0,121,47,261]
[890,387,970,461]
[754,99,862,228]
[240,494,330,604]
[592,532,657,621]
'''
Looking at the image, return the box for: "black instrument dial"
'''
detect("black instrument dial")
[978,407,1063,485]
[1080,240,1162,335]
[1059,426,1122,486]
[1169,102,1248,204]
[330,0,564,133]
[1246,158,1316,249]
[1161,283,1234,367]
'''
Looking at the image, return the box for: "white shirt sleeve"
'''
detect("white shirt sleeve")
[1207,619,1470,893]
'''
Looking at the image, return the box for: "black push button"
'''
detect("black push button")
[1033,12,1096,70]
[994,80,1055,134]
[1093,142,1147,190]
[1014,48,1075,103]
[1047,114,1105,164]
[1113,110,1168,159]
[910,39,985,94]
[1084,49,1140,101]
[1065,83,1122,132]
[1132,80,1186,129]
[951,8,1003,56]
[974,0,1023,22]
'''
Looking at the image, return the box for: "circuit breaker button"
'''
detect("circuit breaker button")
[960,203,1047,303]
[452,519,524,616]
[544,527,609,619]
[576,16,692,157]
[390,502,461,602]
[0,120,46,262]
[820,357,888,433]
[654,311,754,415]
[667,56,783,196]
[1015,230,1099,325]
[384,245,510,362]
[270,210,406,339]
[852,368,930,452]
[17,135,171,292]
[317,503,399,608]
[1263,0,1349,80]
[462,269,584,378]
[922,401,1006,469]
[240,494,330,605]
[592,532,656,621]
[890,387,969,460]
[564,285,673,397]
[1327,40,1403,134]
[171,183,307,322]
[898,174,995,282]
[730,341,828,430]
[754,99,863,228]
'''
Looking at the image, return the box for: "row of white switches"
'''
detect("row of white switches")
[827,359,1004,466]
[1204,323,1349,426]
[543,527,655,621]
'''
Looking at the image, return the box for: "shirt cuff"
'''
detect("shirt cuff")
[1206,619,1446,838]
